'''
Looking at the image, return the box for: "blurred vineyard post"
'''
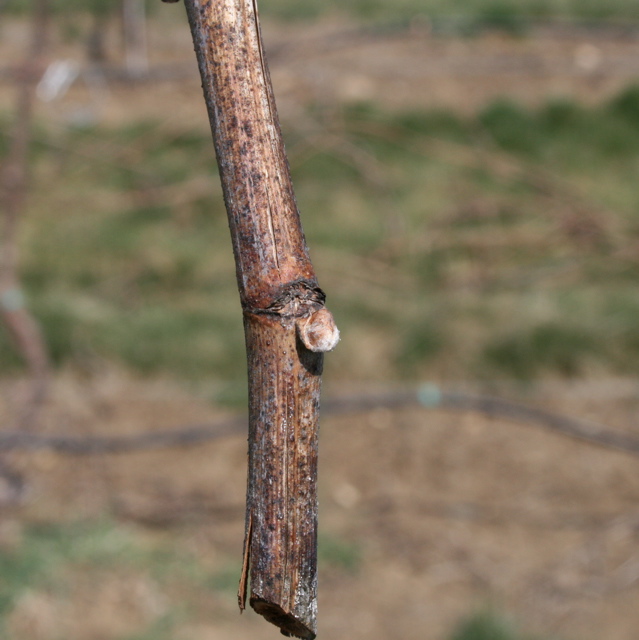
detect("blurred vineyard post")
[0,0,51,432]
[122,0,149,77]
[180,0,338,637]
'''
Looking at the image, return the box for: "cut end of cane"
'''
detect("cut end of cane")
[251,598,316,640]
[296,308,340,353]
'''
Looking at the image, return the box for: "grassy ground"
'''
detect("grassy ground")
[258,0,639,23]
[4,87,639,405]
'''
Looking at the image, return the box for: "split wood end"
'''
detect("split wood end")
[251,598,317,640]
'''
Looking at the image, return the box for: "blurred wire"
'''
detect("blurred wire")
[0,384,637,457]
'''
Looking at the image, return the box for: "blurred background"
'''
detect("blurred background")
[1,0,639,638]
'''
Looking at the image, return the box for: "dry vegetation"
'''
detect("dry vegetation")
[1,6,639,640]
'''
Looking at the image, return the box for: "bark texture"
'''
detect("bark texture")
[182,1,338,638]
[184,0,315,310]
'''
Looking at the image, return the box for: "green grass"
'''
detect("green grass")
[318,533,362,573]
[450,610,526,640]
[448,608,562,640]
[216,0,639,23]
[4,86,639,386]
[482,322,601,380]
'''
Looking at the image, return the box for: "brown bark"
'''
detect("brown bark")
[181,0,338,638]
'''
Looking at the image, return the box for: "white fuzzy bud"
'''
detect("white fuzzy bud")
[296,308,340,353]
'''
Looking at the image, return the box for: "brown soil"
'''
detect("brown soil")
[1,373,638,640]
[4,18,639,126]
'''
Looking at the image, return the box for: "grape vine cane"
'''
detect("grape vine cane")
[163,0,340,637]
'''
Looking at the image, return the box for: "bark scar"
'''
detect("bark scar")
[238,511,253,611]
[251,0,275,122]
[246,279,325,317]
[264,180,280,270]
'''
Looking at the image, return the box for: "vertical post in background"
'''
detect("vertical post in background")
[0,0,50,431]
[180,0,339,638]
[123,0,149,77]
